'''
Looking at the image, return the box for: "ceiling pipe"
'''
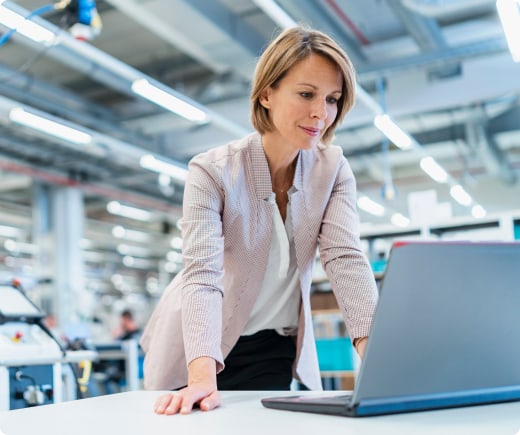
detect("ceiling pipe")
[104,0,230,76]
[0,157,182,215]
[324,0,371,45]
[1,1,248,138]
[0,64,154,146]
[358,36,507,81]
[401,0,496,17]
[0,94,184,175]
[388,0,447,51]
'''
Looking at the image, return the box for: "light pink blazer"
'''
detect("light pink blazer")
[140,132,378,390]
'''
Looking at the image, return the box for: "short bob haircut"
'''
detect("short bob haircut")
[251,26,356,145]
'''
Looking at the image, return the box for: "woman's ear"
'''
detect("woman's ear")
[259,87,271,109]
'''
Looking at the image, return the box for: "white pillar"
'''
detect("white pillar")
[52,186,85,327]
[32,184,85,327]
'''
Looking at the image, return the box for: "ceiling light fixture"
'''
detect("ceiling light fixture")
[471,204,487,218]
[373,114,414,150]
[112,225,150,242]
[4,239,39,255]
[0,4,55,44]
[391,213,411,228]
[106,201,153,222]
[9,107,92,144]
[450,185,473,207]
[496,0,520,62]
[117,244,150,257]
[0,224,21,238]
[252,0,297,29]
[419,156,449,183]
[357,196,386,217]
[131,79,208,123]
[140,154,189,183]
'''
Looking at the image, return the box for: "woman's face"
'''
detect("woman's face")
[260,53,342,151]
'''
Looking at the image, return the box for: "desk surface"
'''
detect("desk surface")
[1,391,519,435]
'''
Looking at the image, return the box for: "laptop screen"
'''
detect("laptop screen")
[353,241,520,403]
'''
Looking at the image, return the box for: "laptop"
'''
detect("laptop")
[262,241,520,417]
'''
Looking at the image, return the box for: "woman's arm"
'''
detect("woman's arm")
[154,156,226,414]
[318,157,379,341]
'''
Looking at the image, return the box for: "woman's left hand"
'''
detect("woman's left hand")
[354,336,368,359]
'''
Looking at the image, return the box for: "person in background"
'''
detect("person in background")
[93,309,141,395]
[141,25,379,415]
[112,309,141,341]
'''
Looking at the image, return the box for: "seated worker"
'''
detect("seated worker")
[94,309,141,395]
[113,309,141,341]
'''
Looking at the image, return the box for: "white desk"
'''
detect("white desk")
[0,391,519,435]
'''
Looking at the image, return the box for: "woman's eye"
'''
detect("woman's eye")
[299,92,313,98]
[327,96,338,104]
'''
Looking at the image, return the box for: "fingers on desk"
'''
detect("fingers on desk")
[154,393,180,414]
[199,390,221,412]
[154,389,221,415]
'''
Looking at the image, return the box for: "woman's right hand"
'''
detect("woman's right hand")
[154,357,221,415]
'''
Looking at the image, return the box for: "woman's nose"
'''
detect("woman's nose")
[311,99,327,119]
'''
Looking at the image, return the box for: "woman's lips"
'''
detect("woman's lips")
[301,126,320,136]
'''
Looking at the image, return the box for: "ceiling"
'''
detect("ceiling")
[0,0,519,297]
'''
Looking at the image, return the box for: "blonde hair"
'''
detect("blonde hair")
[250,26,356,145]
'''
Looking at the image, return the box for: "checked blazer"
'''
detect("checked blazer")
[140,132,378,391]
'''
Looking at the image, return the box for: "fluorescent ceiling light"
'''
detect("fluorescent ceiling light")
[357,196,386,217]
[496,0,520,62]
[420,156,449,183]
[374,114,414,150]
[4,239,39,255]
[170,236,183,250]
[450,185,473,206]
[167,250,183,263]
[0,224,21,238]
[9,107,92,144]
[165,261,182,274]
[391,213,411,228]
[252,0,296,29]
[131,79,208,123]
[107,201,153,222]
[117,244,151,257]
[112,225,151,242]
[122,255,154,269]
[0,5,54,43]
[471,204,487,218]
[140,154,188,182]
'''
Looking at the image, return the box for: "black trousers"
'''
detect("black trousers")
[217,329,296,391]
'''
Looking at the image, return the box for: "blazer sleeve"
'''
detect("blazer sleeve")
[318,157,378,340]
[180,155,226,372]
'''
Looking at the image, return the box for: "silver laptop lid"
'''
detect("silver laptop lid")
[353,241,520,404]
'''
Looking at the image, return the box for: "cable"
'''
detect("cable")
[37,319,85,399]
[15,370,37,385]
[0,44,53,85]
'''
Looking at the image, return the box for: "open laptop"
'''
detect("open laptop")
[262,241,520,417]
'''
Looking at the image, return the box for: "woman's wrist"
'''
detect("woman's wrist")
[353,336,368,353]
[187,356,217,386]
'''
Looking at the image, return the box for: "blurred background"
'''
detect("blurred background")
[0,0,519,337]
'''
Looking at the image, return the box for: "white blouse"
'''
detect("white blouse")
[243,190,300,336]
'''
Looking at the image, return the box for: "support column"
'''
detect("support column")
[52,186,85,327]
[32,184,85,327]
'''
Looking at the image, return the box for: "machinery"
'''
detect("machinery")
[0,280,69,410]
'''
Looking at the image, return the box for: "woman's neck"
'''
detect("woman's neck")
[261,134,299,186]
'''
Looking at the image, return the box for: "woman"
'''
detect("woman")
[141,26,379,415]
